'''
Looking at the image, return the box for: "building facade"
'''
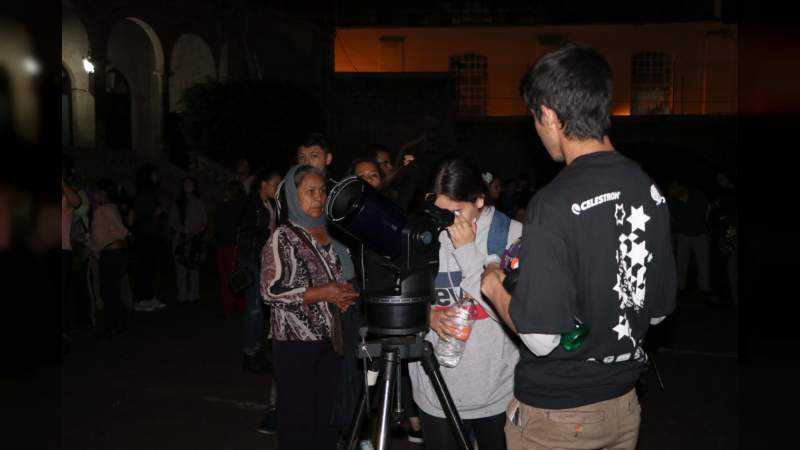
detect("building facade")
[61,0,334,161]
[334,22,738,117]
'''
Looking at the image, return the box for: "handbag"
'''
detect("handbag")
[285,222,344,356]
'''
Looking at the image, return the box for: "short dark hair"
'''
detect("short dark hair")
[255,169,282,187]
[293,165,326,188]
[299,132,330,153]
[433,158,486,203]
[367,144,390,158]
[348,157,385,180]
[518,43,612,141]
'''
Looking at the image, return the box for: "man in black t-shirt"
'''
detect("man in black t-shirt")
[480,44,676,450]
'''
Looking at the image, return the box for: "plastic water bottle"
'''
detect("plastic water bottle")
[434,299,476,368]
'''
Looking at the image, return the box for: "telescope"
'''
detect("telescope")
[326,175,454,336]
[325,176,471,450]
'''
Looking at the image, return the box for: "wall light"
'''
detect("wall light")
[82,56,95,74]
[22,56,41,75]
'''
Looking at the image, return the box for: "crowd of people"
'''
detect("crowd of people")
[59,43,737,450]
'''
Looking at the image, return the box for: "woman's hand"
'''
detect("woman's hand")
[325,281,359,312]
[447,213,477,249]
[429,307,459,340]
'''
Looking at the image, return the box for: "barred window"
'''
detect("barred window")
[631,52,673,115]
[449,54,488,116]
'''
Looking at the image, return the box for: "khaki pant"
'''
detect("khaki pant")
[505,389,641,450]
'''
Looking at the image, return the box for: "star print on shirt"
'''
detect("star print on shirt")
[627,206,650,233]
[615,204,626,226]
[613,315,632,341]
[628,240,650,268]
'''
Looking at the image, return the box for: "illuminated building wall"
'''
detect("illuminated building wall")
[335,22,738,117]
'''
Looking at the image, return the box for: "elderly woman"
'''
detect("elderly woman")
[260,165,358,450]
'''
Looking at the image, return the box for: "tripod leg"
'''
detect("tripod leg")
[393,360,404,424]
[376,349,398,450]
[346,387,370,450]
[419,341,471,450]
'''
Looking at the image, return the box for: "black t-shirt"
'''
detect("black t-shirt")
[509,151,677,409]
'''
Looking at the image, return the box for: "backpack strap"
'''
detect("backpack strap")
[487,208,511,257]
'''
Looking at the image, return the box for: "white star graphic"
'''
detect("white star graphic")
[613,316,632,341]
[615,204,626,225]
[627,206,651,233]
[613,275,624,300]
[628,240,649,267]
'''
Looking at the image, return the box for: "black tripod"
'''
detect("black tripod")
[345,330,470,450]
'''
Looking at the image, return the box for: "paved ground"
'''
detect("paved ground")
[56,254,738,450]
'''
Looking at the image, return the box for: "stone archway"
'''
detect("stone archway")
[106,69,132,149]
[169,33,216,112]
[107,17,165,158]
[62,11,94,147]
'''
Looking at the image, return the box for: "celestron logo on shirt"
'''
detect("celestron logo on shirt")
[571,192,621,215]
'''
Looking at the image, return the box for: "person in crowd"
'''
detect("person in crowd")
[514,173,534,209]
[63,158,92,334]
[408,157,522,450]
[297,133,335,177]
[132,163,167,312]
[89,179,131,337]
[239,169,281,373]
[263,133,339,433]
[115,184,136,312]
[480,43,676,450]
[260,165,358,450]
[484,172,504,206]
[497,178,518,218]
[668,178,714,302]
[349,157,385,191]
[62,164,83,347]
[276,133,336,223]
[235,157,256,194]
[368,144,396,180]
[170,176,207,304]
[214,180,246,319]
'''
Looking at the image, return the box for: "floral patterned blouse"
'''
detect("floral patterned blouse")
[260,222,344,341]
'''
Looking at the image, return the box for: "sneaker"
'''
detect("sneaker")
[407,428,423,444]
[134,301,156,312]
[150,298,167,309]
[257,409,278,435]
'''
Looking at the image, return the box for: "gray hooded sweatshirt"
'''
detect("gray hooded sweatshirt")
[409,206,522,420]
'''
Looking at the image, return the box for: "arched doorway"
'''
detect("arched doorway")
[107,17,164,156]
[169,33,216,112]
[106,69,131,149]
[62,66,72,147]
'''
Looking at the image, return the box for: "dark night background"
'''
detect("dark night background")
[0,0,797,449]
